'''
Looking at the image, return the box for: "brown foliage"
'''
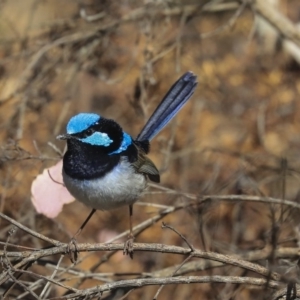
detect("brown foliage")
[1,0,300,299]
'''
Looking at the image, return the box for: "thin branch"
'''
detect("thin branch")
[0,212,62,246]
[199,0,247,39]
[49,275,279,299]
[40,255,64,299]
[161,222,194,251]
[250,0,300,46]
[0,241,281,285]
[153,223,196,299]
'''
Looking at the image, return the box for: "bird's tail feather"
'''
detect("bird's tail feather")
[136,72,198,142]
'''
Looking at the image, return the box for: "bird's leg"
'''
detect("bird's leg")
[67,208,96,263]
[123,204,134,259]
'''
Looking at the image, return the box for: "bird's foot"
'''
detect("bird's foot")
[123,234,134,259]
[67,237,79,263]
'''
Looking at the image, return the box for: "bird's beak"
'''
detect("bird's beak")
[56,134,72,140]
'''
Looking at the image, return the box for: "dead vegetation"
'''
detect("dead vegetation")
[1,0,300,299]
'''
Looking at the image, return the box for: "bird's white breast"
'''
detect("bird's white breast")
[62,158,147,210]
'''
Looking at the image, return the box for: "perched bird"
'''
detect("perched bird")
[57,72,197,257]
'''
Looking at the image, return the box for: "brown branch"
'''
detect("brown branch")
[49,275,279,299]
[146,186,300,210]
[153,223,196,299]
[199,0,247,39]
[250,0,300,45]
[272,285,300,300]
[0,212,62,246]
[0,241,281,285]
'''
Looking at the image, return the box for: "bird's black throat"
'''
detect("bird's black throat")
[63,139,138,180]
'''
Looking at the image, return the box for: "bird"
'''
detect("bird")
[57,71,197,258]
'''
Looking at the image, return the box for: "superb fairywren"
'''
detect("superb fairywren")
[57,72,197,257]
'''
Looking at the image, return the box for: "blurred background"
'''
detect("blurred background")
[1,0,300,299]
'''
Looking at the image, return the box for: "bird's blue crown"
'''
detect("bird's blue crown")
[66,113,132,153]
[67,113,100,134]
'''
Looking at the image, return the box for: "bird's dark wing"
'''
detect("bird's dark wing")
[136,72,197,142]
[131,144,160,183]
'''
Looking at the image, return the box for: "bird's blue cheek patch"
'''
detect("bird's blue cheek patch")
[109,132,132,155]
[80,132,113,146]
[67,113,100,134]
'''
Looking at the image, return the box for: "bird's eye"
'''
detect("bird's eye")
[85,128,94,136]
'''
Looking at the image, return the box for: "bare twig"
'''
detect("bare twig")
[250,0,300,46]
[0,241,281,284]
[40,255,64,299]
[0,212,62,246]
[161,222,194,251]
[49,275,279,299]
[154,223,195,299]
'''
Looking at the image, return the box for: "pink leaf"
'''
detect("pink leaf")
[31,160,74,218]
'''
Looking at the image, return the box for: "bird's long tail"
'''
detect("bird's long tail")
[136,71,198,142]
